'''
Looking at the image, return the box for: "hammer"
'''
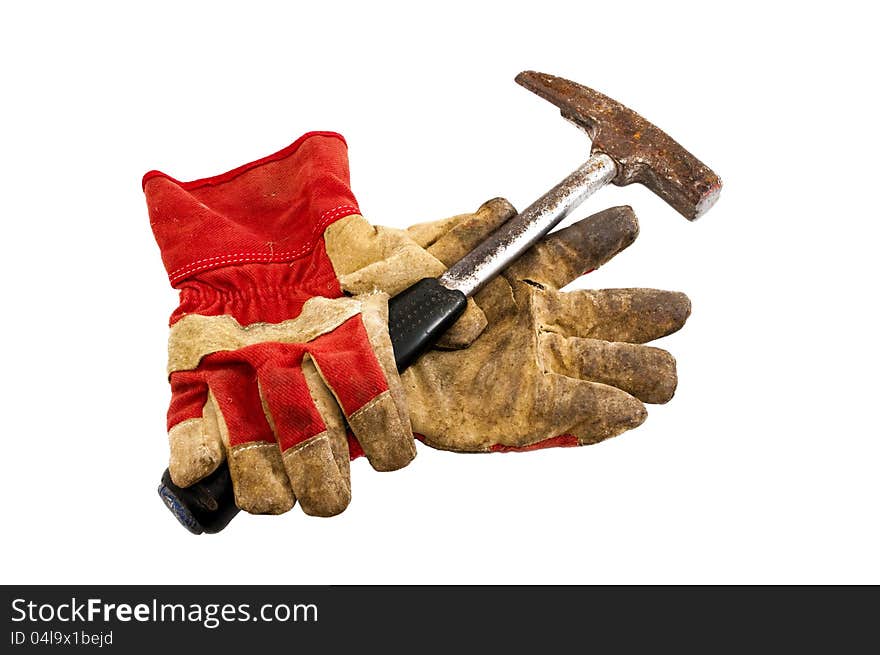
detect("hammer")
[158,71,722,533]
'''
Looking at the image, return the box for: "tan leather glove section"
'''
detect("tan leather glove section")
[400,206,692,452]
[324,200,517,349]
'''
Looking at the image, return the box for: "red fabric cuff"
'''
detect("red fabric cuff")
[144,131,359,286]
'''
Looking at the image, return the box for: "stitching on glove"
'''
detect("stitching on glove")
[285,431,330,455]
[229,441,277,454]
[167,205,360,284]
[347,389,392,421]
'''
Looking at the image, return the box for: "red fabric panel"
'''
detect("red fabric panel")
[167,370,209,430]
[347,431,365,460]
[308,316,390,416]
[255,352,328,453]
[144,132,358,286]
[489,434,580,452]
[198,358,276,448]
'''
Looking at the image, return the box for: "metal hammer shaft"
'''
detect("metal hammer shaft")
[388,152,615,369]
[439,153,617,296]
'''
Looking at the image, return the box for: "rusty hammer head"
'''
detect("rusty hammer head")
[516,71,721,220]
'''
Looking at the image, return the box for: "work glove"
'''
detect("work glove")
[144,132,494,517]
[398,200,690,452]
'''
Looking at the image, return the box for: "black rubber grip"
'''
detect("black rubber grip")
[158,278,466,534]
[157,465,239,534]
[387,278,468,371]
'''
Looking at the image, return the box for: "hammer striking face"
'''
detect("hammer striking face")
[516,71,722,220]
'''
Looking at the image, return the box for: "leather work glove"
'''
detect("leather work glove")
[398,200,691,452]
[144,132,496,517]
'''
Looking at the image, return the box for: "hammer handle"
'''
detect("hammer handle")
[387,278,468,369]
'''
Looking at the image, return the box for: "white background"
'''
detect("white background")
[1,1,877,584]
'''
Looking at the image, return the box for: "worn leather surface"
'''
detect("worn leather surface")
[400,203,691,452]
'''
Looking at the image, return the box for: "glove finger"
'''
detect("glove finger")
[310,296,416,471]
[204,358,296,515]
[289,355,352,517]
[404,209,476,250]
[424,199,515,348]
[540,332,678,404]
[478,373,647,450]
[255,353,350,517]
[505,205,638,290]
[433,298,487,349]
[534,288,692,344]
[325,214,445,297]
[167,371,224,488]
[407,198,518,266]
[546,373,648,446]
[334,238,487,348]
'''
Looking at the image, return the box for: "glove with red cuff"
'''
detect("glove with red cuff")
[144,132,465,517]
